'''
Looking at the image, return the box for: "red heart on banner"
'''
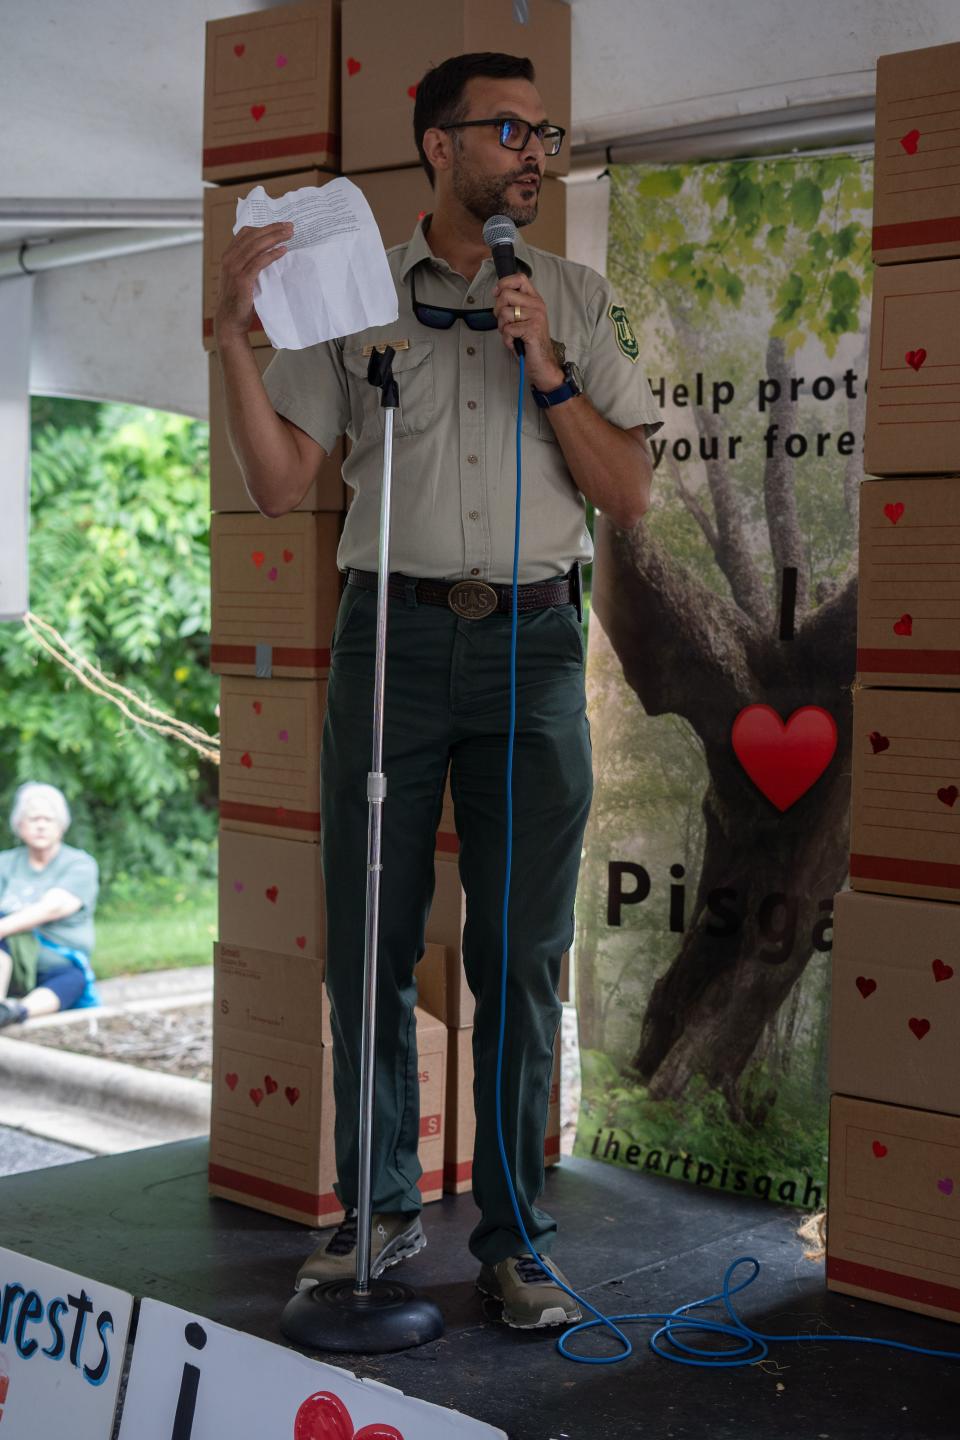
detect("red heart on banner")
[249,1087,264,1107]
[900,128,921,154]
[346,56,361,75]
[225,1072,238,1091]
[234,43,245,57]
[264,1074,278,1095]
[905,348,927,371]
[872,1141,888,1158]
[855,976,877,999]
[265,885,279,903]
[937,786,959,808]
[251,104,266,122]
[883,502,905,525]
[909,1017,931,1040]
[893,614,913,636]
[868,731,890,754]
[295,935,307,949]
[933,958,954,983]
[294,1390,405,1440]
[731,705,837,812]
[240,752,253,769]
[285,1086,301,1106]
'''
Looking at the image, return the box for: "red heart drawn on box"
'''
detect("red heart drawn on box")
[872,1141,888,1158]
[937,786,959,808]
[938,1177,954,1196]
[908,1016,931,1040]
[933,958,954,983]
[233,43,245,57]
[252,550,265,567]
[294,1390,405,1440]
[883,502,905,525]
[346,56,361,76]
[856,976,877,999]
[249,1087,264,1107]
[285,1086,301,1106]
[251,104,266,123]
[276,53,288,67]
[253,700,262,715]
[268,566,278,581]
[731,705,837,812]
[225,1072,239,1091]
[407,84,418,99]
[240,752,253,769]
[893,614,913,636]
[283,548,295,563]
[869,730,890,754]
[264,1074,278,1095]
[295,935,307,950]
[266,885,279,903]
[905,348,927,371]
[900,128,921,154]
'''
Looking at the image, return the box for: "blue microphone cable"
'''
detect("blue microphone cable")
[493,355,960,1368]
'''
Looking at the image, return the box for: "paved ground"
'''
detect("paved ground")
[0,1123,93,1175]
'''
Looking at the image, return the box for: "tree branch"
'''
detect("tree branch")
[665,450,720,553]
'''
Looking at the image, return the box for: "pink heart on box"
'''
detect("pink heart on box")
[276,53,287,67]
[938,1177,954,1196]
[278,729,289,742]
[233,881,245,892]
[268,566,278,581]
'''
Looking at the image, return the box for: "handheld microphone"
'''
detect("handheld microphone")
[483,214,524,357]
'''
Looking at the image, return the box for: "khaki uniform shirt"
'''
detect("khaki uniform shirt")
[262,217,663,584]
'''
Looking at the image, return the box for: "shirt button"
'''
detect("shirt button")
[469,510,480,521]
[466,346,476,356]
[467,400,477,410]
[470,568,480,576]
[466,296,475,304]
[467,454,478,464]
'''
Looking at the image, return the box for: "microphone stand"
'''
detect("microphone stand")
[280,346,445,1354]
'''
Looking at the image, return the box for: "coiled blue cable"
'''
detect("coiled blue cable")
[494,356,960,1368]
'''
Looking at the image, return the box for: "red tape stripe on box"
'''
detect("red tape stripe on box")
[857,647,960,676]
[828,1256,960,1314]
[873,215,960,252]
[219,800,321,833]
[850,853,960,889]
[210,1162,443,1212]
[203,132,339,167]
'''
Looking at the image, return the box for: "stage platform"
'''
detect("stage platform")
[0,1140,955,1438]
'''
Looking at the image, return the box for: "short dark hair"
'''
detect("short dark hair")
[414,52,536,188]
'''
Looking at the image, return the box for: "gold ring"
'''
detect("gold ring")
[514,306,522,323]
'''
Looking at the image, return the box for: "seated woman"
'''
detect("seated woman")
[0,782,100,1029]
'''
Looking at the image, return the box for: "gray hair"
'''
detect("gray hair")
[10,782,71,838]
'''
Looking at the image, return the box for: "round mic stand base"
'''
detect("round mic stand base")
[280,1277,444,1354]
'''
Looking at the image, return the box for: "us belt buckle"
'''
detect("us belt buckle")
[448,579,499,619]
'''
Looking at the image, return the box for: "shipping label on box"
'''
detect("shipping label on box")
[830,890,960,1112]
[210,512,343,678]
[827,1094,960,1324]
[214,940,331,1046]
[219,676,326,840]
[873,42,960,265]
[864,260,960,477]
[218,827,325,958]
[202,0,339,183]
[341,0,570,177]
[857,477,960,687]
[850,688,960,902]
[209,348,347,511]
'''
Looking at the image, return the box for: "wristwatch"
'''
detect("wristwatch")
[532,360,584,409]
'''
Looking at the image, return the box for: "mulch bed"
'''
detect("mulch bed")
[12,1005,213,1083]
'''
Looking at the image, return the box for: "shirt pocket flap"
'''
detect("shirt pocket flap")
[342,341,434,377]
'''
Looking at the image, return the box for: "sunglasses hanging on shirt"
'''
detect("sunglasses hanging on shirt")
[410,268,499,332]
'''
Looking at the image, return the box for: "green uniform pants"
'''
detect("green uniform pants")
[321,578,593,1265]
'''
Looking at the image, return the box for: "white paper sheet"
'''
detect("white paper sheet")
[233,178,398,350]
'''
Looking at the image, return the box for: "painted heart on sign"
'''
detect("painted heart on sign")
[855,976,877,999]
[264,1074,278,1095]
[234,43,245,57]
[240,752,253,769]
[900,129,921,154]
[868,731,890,754]
[249,1088,264,1107]
[905,348,927,371]
[346,56,361,75]
[872,1141,888,1158]
[933,958,954,983]
[883,502,905,525]
[731,705,837,812]
[937,786,959,808]
[938,1177,954,1196]
[225,1072,239,1091]
[293,1389,405,1440]
[251,104,266,122]
[908,1017,931,1040]
[893,614,912,636]
[285,1086,301,1106]
[266,885,279,903]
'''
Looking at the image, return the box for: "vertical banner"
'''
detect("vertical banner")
[576,156,873,1207]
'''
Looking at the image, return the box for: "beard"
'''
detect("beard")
[451,155,539,228]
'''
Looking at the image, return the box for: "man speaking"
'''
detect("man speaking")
[215,51,662,1331]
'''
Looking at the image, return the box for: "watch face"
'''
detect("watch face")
[566,361,584,394]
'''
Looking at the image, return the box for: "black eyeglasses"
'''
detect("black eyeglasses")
[439,118,566,157]
[410,268,499,331]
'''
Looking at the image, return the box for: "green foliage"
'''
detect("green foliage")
[95,874,217,976]
[0,400,218,887]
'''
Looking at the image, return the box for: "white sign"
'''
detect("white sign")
[0,1244,133,1438]
[118,1298,506,1440]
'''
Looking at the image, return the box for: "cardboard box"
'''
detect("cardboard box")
[857,477,960,687]
[202,0,339,183]
[830,889,960,1111]
[210,511,343,678]
[203,172,343,350]
[340,0,571,177]
[827,1094,960,1324]
[209,1005,445,1224]
[210,347,347,512]
[219,676,327,841]
[873,42,960,265]
[214,940,332,1046]
[864,259,960,477]
[444,1026,561,1193]
[850,687,960,902]
[218,827,326,959]
[349,167,568,255]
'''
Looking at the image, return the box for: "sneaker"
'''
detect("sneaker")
[476,1254,582,1330]
[0,1001,26,1030]
[294,1209,426,1291]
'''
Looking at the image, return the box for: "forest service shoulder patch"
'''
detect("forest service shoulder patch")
[608,304,639,363]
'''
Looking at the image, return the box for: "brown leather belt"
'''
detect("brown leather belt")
[346,567,574,619]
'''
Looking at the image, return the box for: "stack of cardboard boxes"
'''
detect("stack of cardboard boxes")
[827,39,960,1323]
[201,0,571,1225]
